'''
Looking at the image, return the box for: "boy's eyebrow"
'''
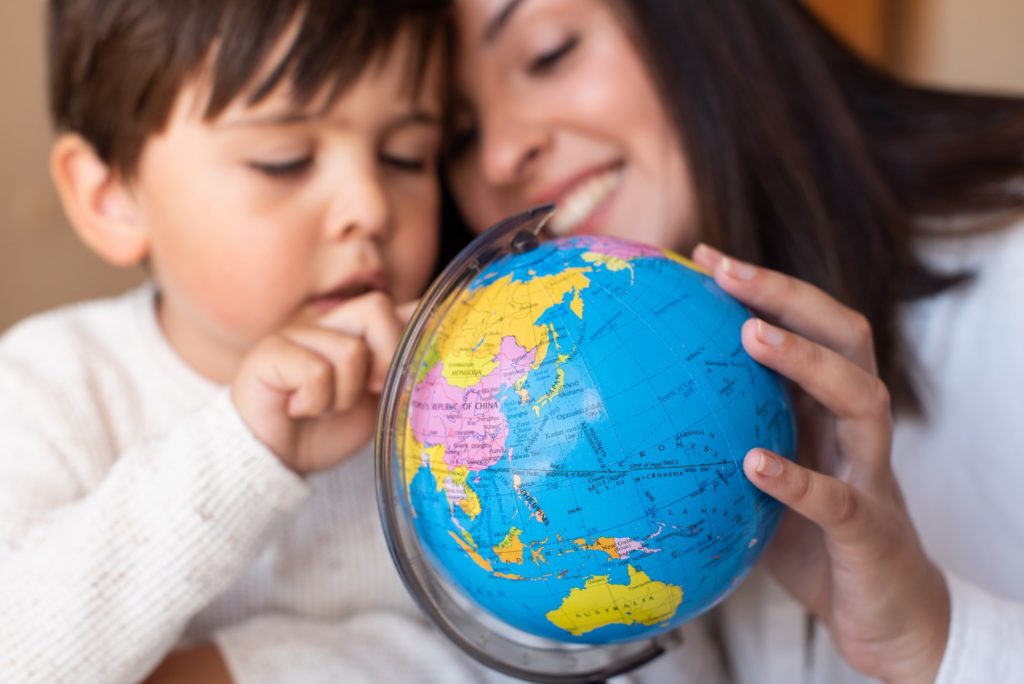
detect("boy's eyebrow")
[388,111,443,128]
[217,110,441,129]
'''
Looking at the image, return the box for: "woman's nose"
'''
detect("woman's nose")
[480,105,550,187]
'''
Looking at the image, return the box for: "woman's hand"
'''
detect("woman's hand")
[692,244,950,684]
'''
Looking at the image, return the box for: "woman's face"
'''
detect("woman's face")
[448,0,698,252]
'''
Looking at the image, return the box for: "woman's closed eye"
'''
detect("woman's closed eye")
[528,35,579,75]
[248,156,313,179]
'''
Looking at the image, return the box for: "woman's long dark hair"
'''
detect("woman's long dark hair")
[600,0,1024,413]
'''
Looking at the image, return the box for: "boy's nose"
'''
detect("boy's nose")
[325,174,390,241]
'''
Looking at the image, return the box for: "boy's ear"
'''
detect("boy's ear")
[50,133,150,267]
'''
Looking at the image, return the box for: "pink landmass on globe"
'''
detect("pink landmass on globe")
[570,236,663,260]
[410,336,536,471]
[615,537,660,558]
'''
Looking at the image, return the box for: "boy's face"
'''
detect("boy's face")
[128,41,442,382]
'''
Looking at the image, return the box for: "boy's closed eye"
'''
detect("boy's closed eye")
[248,156,314,179]
[380,153,430,173]
[247,152,432,179]
[381,123,440,175]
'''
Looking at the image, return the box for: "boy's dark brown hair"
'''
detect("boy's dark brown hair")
[48,0,450,177]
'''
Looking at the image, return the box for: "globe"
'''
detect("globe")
[377,205,797,682]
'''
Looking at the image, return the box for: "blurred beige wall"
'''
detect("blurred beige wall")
[2,1,1024,333]
[900,0,1024,94]
[0,1,143,334]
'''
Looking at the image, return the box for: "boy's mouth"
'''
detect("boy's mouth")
[309,271,388,311]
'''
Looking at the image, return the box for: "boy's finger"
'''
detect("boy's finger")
[282,327,370,414]
[316,291,404,389]
[236,335,334,419]
[397,300,420,325]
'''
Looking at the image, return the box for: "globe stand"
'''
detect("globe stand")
[376,205,680,682]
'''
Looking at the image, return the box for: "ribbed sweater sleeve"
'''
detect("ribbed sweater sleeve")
[933,572,1024,684]
[0,321,308,683]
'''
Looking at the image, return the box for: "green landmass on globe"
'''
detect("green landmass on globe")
[392,232,796,645]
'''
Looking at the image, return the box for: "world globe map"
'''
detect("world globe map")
[378,211,796,675]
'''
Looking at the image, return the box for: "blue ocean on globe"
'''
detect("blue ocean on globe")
[398,234,796,644]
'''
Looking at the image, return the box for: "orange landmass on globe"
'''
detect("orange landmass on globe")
[493,527,525,564]
[530,539,548,565]
[545,565,683,637]
[574,535,660,560]
[574,536,620,558]
[450,530,493,573]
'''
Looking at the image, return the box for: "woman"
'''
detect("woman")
[443,1,1024,682]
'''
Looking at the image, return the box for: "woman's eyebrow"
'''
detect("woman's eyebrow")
[485,0,527,44]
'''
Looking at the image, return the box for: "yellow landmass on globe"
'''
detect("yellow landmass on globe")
[436,269,591,388]
[569,287,585,318]
[534,367,566,414]
[662,249,704,274]
[403,429,481,519]
[513,474,549,525]
[402,422,427,500]
[582,252,633,280]
[514,375,531,403]
[428,450,481,519]
[546,565,683,637]
[493,527,525,564]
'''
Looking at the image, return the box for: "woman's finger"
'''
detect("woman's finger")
[693,243,876,373]
[744,448,870,547]
[742,318,893,471]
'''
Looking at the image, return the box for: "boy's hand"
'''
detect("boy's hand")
[231,292,414,474]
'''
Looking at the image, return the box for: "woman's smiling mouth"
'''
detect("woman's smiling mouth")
[546,164,624,236]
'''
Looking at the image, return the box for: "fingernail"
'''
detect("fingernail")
[755,450,783,477]
[695,243,723,265]
[722,257,757,281]
[287,393,306,417]
[756,319,785,346]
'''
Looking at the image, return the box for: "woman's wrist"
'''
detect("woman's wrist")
[886,564,950,684]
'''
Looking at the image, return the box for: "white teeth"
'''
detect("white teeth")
[549,167,623,235]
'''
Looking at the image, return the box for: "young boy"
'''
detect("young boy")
[0,1,486,681]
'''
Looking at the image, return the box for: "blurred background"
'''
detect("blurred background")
[2,0,1023,332]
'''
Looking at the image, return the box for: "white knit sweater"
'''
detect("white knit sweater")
[0,284,488,683]
[0,284,727,684]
